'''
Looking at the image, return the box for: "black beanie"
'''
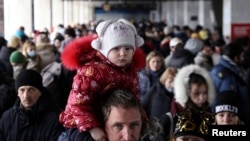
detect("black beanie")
[15,69,44,93]
[214,90,240,115]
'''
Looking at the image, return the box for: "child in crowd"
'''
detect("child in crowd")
[213,90,244,125]
[140,66,177,120]
[171,64,215,115]
[59,18,145,140]
[159,64,215,141]
[159,67,178,93]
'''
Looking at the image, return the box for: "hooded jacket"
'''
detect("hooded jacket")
[171,64,215,115]
[167,47,194,69]
[59,35,146,132]
[210,55,250,125]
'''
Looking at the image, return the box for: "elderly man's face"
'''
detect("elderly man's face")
[105,106,142,141]
[17,86,42,110]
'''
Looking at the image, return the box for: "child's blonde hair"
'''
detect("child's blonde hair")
[159,67,178,85]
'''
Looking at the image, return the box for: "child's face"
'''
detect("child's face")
[107,46,134,67]
[164,77,174,91]
[189,83,208,108]
[148,56,163,72]
[215,112,239,125]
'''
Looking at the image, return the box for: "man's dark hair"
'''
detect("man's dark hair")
[99,89,142,122]
[223,42,243,60]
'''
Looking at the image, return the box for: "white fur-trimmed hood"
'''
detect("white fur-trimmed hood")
[173,64,215,107]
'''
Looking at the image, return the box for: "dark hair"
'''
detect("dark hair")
[213,38,225,47]
[65,27,76,38]
[223,42,243,60]
[185,73,210,111]
[0,36,7,47]
[234,36,250,47]
[100,89,143,122]
[20,26,25,31]
[54,33,64,42]
[203,39,212,47]
[99,89,161,140]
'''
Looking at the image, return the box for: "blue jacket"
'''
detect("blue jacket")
[210,55,250,125]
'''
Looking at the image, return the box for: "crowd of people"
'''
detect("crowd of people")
[0,18,249,141]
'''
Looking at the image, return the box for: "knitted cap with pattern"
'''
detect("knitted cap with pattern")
[91,19,144,58]
[214,90,240,115]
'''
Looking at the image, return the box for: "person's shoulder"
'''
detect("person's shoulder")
[0,106,16,120]
[58,128,94,141]
[139,68,150,75]
[211,65,231,79]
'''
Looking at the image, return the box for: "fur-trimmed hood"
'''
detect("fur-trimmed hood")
[174,64,215,107]
[61,34,146,70]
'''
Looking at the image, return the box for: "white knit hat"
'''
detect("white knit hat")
[91,19,144,58]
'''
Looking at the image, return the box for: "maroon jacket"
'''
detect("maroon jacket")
[59,35,145,131]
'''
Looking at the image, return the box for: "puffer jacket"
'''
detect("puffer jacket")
[59,35,146,131]
[210,55,250,125]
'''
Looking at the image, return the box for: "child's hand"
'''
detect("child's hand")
[90,127,106,141]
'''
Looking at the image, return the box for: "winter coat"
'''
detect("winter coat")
[139,67,165,97]
[26,55,41,73]
[0,79,16,118]
[194,52,214,71]
[167,47,194,69]
[41,61,76,110]
[0,46,16,77]
[171,64,215,115]
[210,55,250,125]
[59,35,146,132]
[0,89,64,141]
[58,128,94,141]
[139,67,172,119]
[140,80,173,119]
